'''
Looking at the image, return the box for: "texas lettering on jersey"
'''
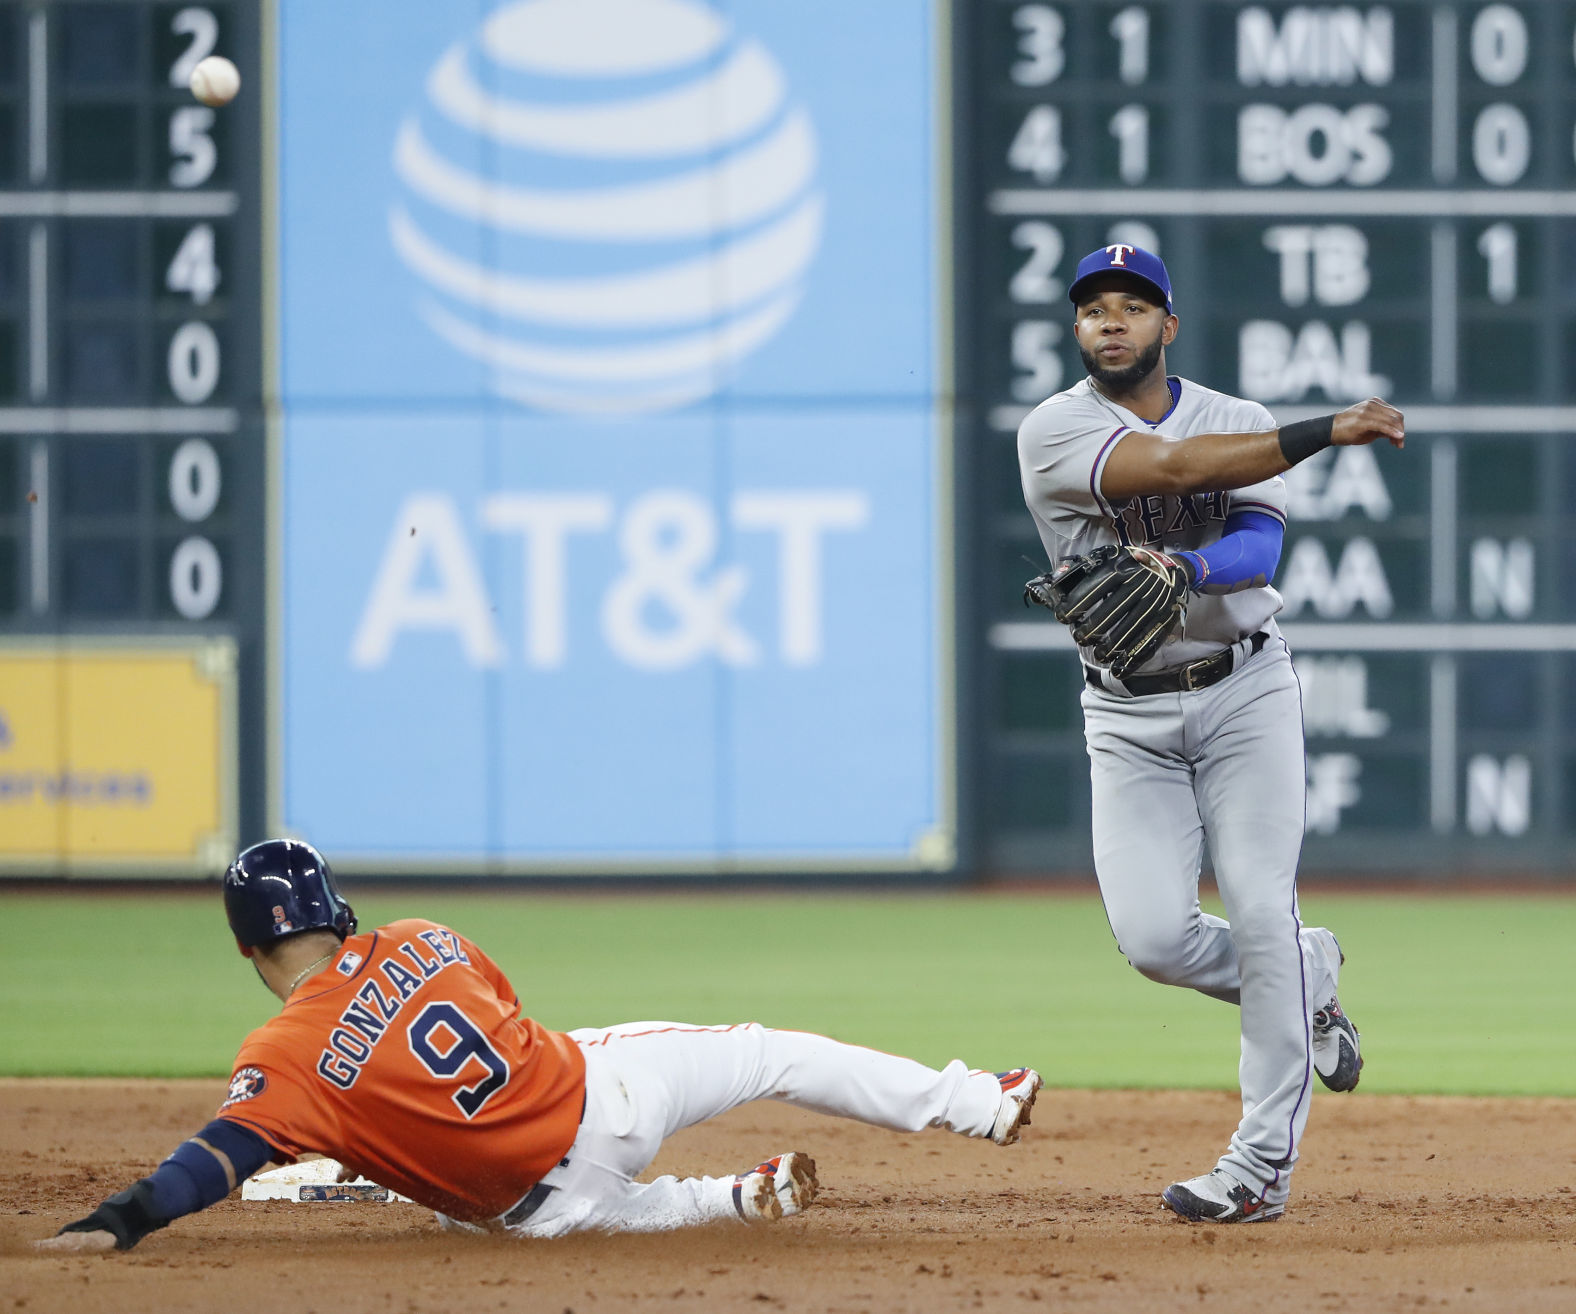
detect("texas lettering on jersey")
[1112,489,1231,547]
[216,918,587,1222]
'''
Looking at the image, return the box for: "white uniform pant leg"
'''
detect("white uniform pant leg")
[1191,642,1315,1199]
[509,1022,1004,1236]
[1084,688,1242,1001]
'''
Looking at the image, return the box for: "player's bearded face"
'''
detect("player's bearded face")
[1078,329,1164,392]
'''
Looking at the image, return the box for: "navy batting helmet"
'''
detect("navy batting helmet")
[223,839,357,955]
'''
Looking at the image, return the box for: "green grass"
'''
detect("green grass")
[0,890,1571,1096]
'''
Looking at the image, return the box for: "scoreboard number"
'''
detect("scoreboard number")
[1010,321,1063,403]
[1008,222,1064,304]
[1107,105,1149,183]
[1010,5,1065,87]
[1008,105,1066,184]
[169,7,222,87]
[170,107,219,187]
[1468,4,1527,84]
[170,535,222,620]
[169,439,222,523]
[168,322,221,404]
[167,223,222,305]
[1108,7,1149,84]
[1475,223,1516,303]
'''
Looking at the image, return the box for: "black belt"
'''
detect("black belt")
[501,1180,557,1228]
[498,1089,587,1228]
[1085,631,1268,697]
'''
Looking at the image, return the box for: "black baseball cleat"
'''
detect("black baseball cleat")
[1161,1170,1284,1224]
[1312,998,1363,1091]
[1308,928,1363,1092]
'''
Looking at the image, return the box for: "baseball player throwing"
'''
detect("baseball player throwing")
[34,840,1042,1251]
[1017,244,1403,1223]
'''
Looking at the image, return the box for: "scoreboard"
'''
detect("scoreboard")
[0,0,260,874]
[966,0,1576,874]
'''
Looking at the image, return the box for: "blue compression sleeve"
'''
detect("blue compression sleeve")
[144,1118,275,1219]
[1173,510,1284,595]
[54,1119,276,1249]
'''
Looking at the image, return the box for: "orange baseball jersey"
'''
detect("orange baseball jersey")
[216,919,586,1222]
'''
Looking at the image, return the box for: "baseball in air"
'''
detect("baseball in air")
[189,55,240,107]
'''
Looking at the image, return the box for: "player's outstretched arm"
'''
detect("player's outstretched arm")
[1101,397,1405,501]
[32,1118,274,1253]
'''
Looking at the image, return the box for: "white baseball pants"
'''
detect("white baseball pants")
[485,1022,1006,1236]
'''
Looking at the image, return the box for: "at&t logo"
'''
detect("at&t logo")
[390,0,824,415]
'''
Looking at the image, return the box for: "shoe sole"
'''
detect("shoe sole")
[780,1152,819,1215]
[994,1070,1044,1146]
[1160,1185,1284,1224]
[1317,1045,1363,1092]
[1314,1014,1363,1092]
[1313,932,1362,1092]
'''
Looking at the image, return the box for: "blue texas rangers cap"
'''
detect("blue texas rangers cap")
[1068,243,1173,312]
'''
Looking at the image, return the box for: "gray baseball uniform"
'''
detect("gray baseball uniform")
[1018,374,1341,1205]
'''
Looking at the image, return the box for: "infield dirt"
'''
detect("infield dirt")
[2,1079,1573,1313]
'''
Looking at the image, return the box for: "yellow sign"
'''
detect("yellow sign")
[0,641,236,875]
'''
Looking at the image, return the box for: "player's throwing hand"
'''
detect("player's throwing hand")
[1332,397,1405,449]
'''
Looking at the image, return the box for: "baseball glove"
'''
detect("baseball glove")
[1024,544,1190,678]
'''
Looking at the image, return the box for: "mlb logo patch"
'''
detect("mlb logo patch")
[337,952,362,975]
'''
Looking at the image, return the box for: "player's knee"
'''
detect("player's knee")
[1224,899,1295,942]
[1117,930,1192,985]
